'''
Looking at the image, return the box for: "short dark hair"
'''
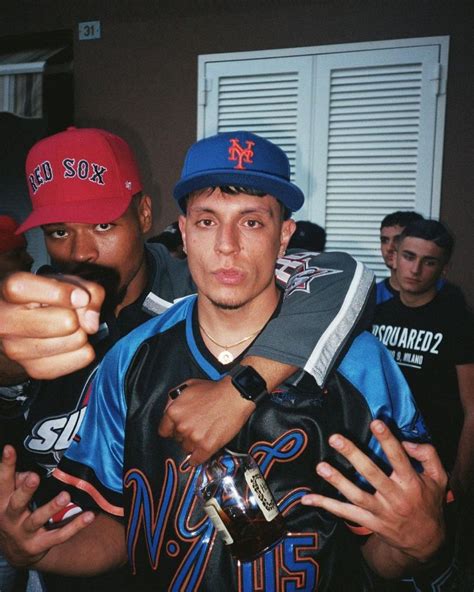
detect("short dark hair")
[185,186,291,220]
[381,211,424,229]
[398,219,454,261]
[288,220,326,252]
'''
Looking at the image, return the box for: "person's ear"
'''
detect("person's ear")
[279,218,296,257]
[178,215,187,255]
[137,194,153,234]
[440,262,449,279]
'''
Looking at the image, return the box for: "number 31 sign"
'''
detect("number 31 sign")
[79,21,101,41]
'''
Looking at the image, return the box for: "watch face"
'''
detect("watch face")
[232,366,267,402]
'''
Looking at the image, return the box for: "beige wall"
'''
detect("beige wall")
[2,0,473,305]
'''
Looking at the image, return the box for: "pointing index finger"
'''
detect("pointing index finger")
[2,272,90,309]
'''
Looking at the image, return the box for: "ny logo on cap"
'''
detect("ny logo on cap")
[228,138,255,170]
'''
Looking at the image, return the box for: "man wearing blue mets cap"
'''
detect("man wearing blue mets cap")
[0,131,453,590]
[0,129,380,588]
[173,131,304,213]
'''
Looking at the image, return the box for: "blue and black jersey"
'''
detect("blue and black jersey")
[55,295,428,592]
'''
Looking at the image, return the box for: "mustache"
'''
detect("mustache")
[51,261,126,313]
[52,261,120,288]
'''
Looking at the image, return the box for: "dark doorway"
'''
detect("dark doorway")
[0,30,73,268]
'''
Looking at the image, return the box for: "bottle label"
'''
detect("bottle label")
[245,467,279,521]
[203,498,233,545]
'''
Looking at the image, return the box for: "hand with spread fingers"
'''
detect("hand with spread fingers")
[0,445,95,567]
[0,272,104,381]
[301,420,448,577]
[158,377,255,466]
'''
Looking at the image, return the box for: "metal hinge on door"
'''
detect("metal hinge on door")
[198,78,212,106]
[430,63,443,96]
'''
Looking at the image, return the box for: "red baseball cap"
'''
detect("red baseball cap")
[0,215,27,254]
[17,127,143,233]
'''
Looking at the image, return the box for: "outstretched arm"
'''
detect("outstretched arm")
[300,421,447,579]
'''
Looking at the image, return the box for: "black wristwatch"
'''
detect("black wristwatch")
[229,364,268,406]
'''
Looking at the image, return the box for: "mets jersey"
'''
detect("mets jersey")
[54,295,428,591]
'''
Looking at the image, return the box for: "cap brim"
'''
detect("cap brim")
[16,195,133,234]
[173,169,304,212]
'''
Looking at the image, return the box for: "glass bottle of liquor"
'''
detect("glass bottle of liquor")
[195,448,286,562]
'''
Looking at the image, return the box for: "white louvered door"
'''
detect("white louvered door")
[199,56,314,219]
[311,45,442,276]
[198,38,448,276]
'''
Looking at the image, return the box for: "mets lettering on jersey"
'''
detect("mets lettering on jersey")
[125,430,317,590]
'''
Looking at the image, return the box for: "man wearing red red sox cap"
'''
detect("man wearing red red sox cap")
[18,127,144,234]
[0,128,375,590]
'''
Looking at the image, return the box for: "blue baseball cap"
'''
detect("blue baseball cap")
[173,131,304,212]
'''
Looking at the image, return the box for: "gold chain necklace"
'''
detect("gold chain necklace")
[199,323,260,365]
